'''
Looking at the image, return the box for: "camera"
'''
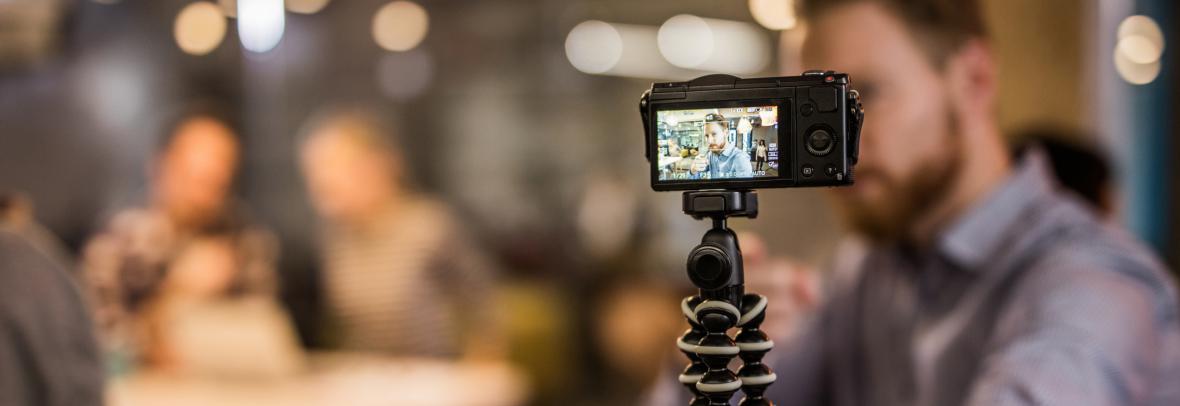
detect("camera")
[640,71,864,191]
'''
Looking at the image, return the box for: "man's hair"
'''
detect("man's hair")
[799,0,988,67]
[300,105,400,149]
[1013,128,1112,214]
[155,101,240,155]
[704,113,729,130]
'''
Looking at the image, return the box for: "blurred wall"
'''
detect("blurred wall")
[985,0,1091,136]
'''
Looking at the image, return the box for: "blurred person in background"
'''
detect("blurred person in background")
[80,106,279,372]
[587,275,683,404]
[648,0,1179,405]
[1,229,104,406]
[0,191,74,268]
[298,106,502,359]
[1013,128,1117,218]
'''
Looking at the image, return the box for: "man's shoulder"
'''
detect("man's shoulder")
[1031,193,1167,276]
[0,231,51,278]
[1014,194,1177,322]
[0,231,72,310]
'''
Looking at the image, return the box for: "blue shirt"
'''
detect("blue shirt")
[706,145,754,179]
[648,151,1180,406]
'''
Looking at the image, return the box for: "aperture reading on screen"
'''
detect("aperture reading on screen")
[655,105,779,182]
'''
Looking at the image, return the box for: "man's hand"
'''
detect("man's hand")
[165,237,238,299]
[739,232,822,343]
[691,155,709,174]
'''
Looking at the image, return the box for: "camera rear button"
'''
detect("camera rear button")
[806,128,834,156]
[801,165,815,177]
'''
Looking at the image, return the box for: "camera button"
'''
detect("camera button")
[825,165,839,177]
[810,87,838,112]
[800,103,815,117]
[801,165,815,177]
[806,128,834,156]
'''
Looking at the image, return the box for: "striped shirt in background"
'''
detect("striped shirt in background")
[320,196,497,358]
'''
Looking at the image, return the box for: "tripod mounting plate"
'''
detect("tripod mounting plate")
[683,190,759,220]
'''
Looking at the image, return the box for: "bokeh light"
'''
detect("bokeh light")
[77,50,150,135]
[287,0,331,15]
[174,2,227,56]
[372,1,429,52]
[1119,35,1163,65]
[237,0,285,53]
[657,14,713,69]
[565,20,703,79]
[1114,15,1165,85]
[1118,15,1165,51]
[749,0,797,31]
[658,14,769,74]
[565,21,623,74]
[1114,45,1162,85]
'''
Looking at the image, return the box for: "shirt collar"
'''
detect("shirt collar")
[937,149,1055,271]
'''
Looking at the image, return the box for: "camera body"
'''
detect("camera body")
[641,72,863,191]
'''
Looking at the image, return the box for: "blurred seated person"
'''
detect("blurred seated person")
[81,107,278,371]
[1012,127,1116,218]
[591,276,683,404]
[1,230,104,406]
[298,106,501,359]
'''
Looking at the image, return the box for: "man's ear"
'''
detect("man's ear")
[945,38,998,116]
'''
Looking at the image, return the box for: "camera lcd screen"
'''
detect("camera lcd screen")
[655,105,780,182]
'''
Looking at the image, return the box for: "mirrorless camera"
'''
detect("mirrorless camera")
[640,71,864,191]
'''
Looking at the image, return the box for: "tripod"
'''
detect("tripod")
[677,190,776,406]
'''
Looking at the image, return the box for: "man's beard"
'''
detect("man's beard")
[834,111,963,243]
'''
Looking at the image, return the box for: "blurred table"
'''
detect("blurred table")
[107,353,528,406]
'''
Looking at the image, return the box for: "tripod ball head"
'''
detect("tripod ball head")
[687,227,745,304]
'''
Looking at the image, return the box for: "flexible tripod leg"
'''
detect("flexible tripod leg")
[679,293,778,406]
[692,300,743,405]
[736,293,776,406]
[677,296,710,406]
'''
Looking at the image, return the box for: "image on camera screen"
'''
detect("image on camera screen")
[655,106,779,182]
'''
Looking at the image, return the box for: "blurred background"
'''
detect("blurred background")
[0,0,1176,405]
